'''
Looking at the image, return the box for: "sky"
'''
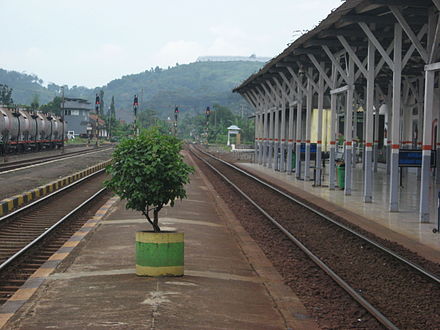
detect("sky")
[1,0,342,88]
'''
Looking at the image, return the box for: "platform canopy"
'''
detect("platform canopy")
[233,0,440,222]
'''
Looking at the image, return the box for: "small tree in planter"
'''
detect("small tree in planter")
[105,127,193,276]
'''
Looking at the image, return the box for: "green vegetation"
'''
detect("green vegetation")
[0,61,262,120]
[179,104,254,145]
[105,128,193,232]
[1,61,260,145]
[0,84,13,105]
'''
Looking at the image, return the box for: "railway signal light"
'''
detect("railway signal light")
[95,94,100,112]
[174,106,179,122]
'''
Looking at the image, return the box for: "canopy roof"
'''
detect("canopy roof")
[233,0,435,95]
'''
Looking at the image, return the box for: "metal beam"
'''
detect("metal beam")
[429,15,440,63]
[432,0,440,11]
[330,85,352,94]
[304,70,319,92]
[402,24,428,68]
[425,62,440,71]
[308,54,333,87]
[359,22,394,69]
[260,84,276,105]
[337,35,368,77]
[322,45,349,82]
[286,67,308,95]
[389,6,429,63]
[279,72,299,100]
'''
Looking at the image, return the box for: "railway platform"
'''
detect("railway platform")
[238,162,440,263]
[0,154,317,329]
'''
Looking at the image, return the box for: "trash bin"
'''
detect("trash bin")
[292,152,296,169]
[337,163,345,189]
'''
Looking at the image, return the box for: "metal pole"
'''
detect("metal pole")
[296,87,303,179]
[364,37,376,202]
[390,23,402,212]
[329,64,337,190]
[344,57,354,195]
[305,70,313,181]
[316,66,324,186]
[420,69,435,222]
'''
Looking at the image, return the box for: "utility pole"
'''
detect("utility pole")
[94,93,100,147]
[133,95,139,136]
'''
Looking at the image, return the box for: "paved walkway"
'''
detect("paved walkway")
[0,154,317,329]
[239,162,440,263]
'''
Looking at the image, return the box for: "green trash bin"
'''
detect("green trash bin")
[337,163,345,189]
[292,152,296,169]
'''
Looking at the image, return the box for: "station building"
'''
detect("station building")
[63,97,107,138]
[233,0,440,223]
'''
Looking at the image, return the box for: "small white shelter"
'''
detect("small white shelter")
[227,125,241,146]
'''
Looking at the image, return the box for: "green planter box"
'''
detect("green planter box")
[337,164,345,189]
[136,231,184,276]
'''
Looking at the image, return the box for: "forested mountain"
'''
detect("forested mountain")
[0,61,264,121]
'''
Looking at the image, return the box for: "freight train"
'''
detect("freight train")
[0,106,66,155]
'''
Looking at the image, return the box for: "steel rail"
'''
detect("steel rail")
[0,186,107,272]
[194,146,440,285]
[190,147,399,330]
[0,146,113,174]
[0,167,107,224]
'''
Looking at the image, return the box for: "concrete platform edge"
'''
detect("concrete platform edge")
[237,163,440,264]
[186,151,319,329]
[0,195,120,329]
[0,160,112,217]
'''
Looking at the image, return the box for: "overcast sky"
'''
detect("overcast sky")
[1,0,342,88]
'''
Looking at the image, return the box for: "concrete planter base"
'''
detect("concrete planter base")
[135,231,184,276]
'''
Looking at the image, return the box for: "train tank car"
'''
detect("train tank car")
[0,106,66,155]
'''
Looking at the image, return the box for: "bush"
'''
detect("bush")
[105,128,193,232]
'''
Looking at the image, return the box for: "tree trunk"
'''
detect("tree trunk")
[153,209,160,232]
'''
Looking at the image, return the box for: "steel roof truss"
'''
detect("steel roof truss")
[429,14,440,63]
[308,54,333,88]
[278,71,299,101]
[389,5,429,63]
[402,24,428,67]
[322,45,349,83]
[359,22,394,69]
[286,67,308,95]
[337,36,368,78]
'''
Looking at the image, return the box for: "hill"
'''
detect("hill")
[0,61,264,121]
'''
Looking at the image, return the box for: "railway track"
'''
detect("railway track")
[190,145,440,329]
[0,169,109,305]
[0,146,113,174]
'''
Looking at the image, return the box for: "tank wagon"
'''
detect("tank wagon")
[0,106,66,154]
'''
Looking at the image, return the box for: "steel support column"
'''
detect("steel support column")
[287,104,295,173]
[268,108,275,168]
[420,69,435,222]
[390,23,402,212]
[280,100,287,172]
[296,90,303,179]
[364,38,376,202]
[329,65,337,190]
[305,72,313,181]
[273,107,280,170]
[316,69,324,186]
[344,58,354,195]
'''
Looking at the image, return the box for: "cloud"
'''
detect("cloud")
[151,40,204,67]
